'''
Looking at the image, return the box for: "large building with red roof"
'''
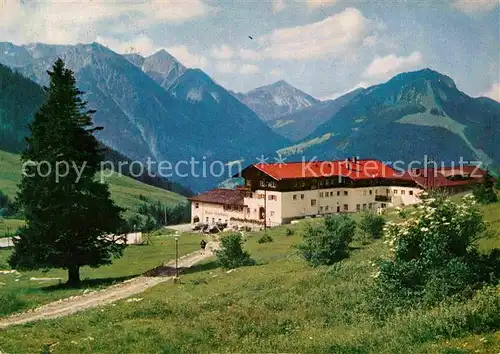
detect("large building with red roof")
[189,158,486,227]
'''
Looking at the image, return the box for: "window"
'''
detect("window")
[319,180,324,187]
[195,203,199,209]
[311,199,317,206]
[337,191,340,196]
[293,194,297,200]
[270,211,275,216]
[260,180,266,187]
[320,206,324,212]
[268,181,277,188]
[258,194,265,199]
[363,190,367,196]
[375,190,378,195]
[319,192,324,198]
[394,190,398,195]
[369,203,373,209]
[363,204,367,210]
[212,218,215,223]
[301,194,305,200]
[356,204,361,211]
[300,181,305,188]
[386,188,390,194]
[206,217,209,222]
[330,192,334,197]
[325,205,329,211]
[409,190,414,196]
[343,204,348,211]
[369,190,373,195]
[401,190,405,195]
[268,195,277,201]
[344,191,348,196]
[325,180,330,186]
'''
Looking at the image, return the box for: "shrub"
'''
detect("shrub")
[297,214,356,266]
[473,171,498,204]
[286,228,294,237]
[257,233,273,244]
[369,194,498,318]
[359,212,385,239]
[215,234,255,269]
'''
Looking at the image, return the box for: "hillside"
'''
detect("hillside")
[286,69,500,167]
[0,42,289,191]
[232,80,320,121]
[0,64,45,153]
[0,199,499,352]
[269,88,364,141]
[0,150,186,218]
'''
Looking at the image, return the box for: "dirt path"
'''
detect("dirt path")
[0,241,218,329]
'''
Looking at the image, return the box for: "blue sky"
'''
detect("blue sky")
[1,0,498,100]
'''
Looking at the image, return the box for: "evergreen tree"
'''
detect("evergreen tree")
[9,59,125,286]
[473,171,498,204]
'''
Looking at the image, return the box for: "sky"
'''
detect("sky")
[0,0,499,101]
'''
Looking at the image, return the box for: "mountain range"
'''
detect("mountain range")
[231,80,320,121]
[0,41,498,193]
[268,88,364,141]
[280,69,500,168]
[0,42,288,191]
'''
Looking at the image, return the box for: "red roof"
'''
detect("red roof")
[252,159,401,181]
[408,167,487,189]
[188,188,245,206]
[249,159,487,190]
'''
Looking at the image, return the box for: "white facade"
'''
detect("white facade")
[191,185,423,227]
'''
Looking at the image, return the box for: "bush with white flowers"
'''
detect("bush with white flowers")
[369,193,500,318]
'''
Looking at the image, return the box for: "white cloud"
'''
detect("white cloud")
[240,64,260,75]
[166,45,208,69]
[363,52,423,80]
[273,0,287,13]
[452,0,499,14]
[270,68,284,77]
[307,0,338,9]
[243,8,377,60]
[211,45,234,60]
[0,0,214,45]
[239,48,262,61]
[215,61,237,73]
[480,83,500,101]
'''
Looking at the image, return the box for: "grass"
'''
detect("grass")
[0,230,207,317]
[0,150,187,219]
[0,200,499,353]
[0,219,24,238]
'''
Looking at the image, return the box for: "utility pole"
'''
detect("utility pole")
[264,176,267,234]
[174,232,180,283]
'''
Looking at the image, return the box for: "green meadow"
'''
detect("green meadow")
[0,198,499,353]
[0,231,207,317]
[0,150,187,235]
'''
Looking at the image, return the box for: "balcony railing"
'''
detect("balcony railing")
[375,195,392,202]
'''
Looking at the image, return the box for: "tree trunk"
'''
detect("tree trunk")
[67,265,81,286]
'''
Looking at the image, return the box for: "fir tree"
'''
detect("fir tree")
[9,59,125,286]
[473,170,498,204]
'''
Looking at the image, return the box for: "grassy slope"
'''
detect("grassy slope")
[0,150,186,224]
[0,231,208,317]
[1,199,499,353]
